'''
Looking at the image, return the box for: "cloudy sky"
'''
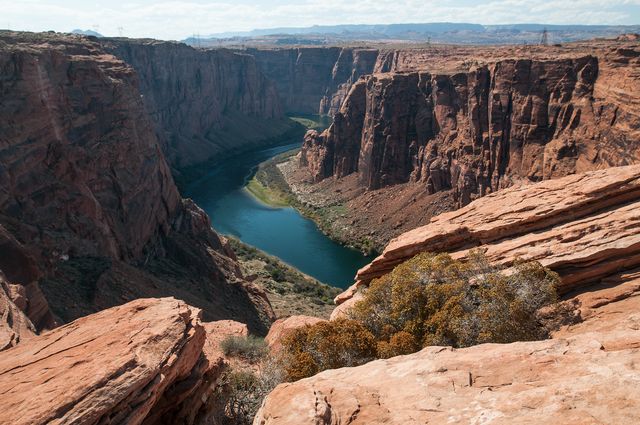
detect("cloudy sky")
[2,0,639,40]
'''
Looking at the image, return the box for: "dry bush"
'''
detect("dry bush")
[280,319,377,381]
[280,251,559,380]
[220,335,268,362]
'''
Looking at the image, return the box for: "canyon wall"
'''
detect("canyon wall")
[103,39,295,171]
[300,42,640,206]
[249,47,379,115]
[0,32,273,335]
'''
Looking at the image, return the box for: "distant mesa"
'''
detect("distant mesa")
[71,29,103,37]
[186,22,640,46]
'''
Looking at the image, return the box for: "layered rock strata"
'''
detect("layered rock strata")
[302,45,640,206]
[249,47,379,115]
[351,165,640,298]
[0,298,240,425]
[104,39,294,170]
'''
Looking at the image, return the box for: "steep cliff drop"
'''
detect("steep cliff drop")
[249,47,379,116]
[289,39,640,251]
[0,32,273,336]
[102,39,302,181]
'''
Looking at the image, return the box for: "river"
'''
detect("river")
[184,143,372,289]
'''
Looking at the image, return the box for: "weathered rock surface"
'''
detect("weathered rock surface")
[104,39,296,171]
[0,32,273,334]
[265,315,326,352]
[0,272,35,351]
[256,269,640,425]
[0,298,220,425]
[303,43,640,201]
[249,47,379,116]
[354,165,640,295]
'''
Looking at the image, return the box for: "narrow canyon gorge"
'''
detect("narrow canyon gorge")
[0,28,639,425]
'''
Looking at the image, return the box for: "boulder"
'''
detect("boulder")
[0,298,232,425]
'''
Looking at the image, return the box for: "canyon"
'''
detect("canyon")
[0,28,639,425]
[0,32,274,338]
[288,38,640,250]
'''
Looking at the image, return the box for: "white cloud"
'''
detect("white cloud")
[1,0,638,40]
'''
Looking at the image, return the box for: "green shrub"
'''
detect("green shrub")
[353,251,559,348]
[280,251,559,381]
[220,335,268,362]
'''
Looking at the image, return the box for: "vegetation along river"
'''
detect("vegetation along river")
[184,142,372,289]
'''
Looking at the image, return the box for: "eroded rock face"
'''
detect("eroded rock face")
[104,40,291,170]
[0,272,35,351]
[249,47,379,115]
[354,165,640,295]
[0,298,205,425]
[0,32,274,335]
[255,278,640,424]
[299,41,640,207]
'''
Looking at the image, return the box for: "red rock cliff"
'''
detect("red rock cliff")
[300,41,640,206]
[103,39,292,170]
[249,47,379,115]
[0,32,273,335]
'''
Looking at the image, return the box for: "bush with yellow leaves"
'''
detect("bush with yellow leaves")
[280,251,559,380]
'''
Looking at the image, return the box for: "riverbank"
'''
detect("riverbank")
[245,150,380,255]
[246,151,457,255]
[172,117,307,191]
[226,237,340,319]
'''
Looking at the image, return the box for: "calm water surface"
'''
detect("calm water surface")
[184,143,372,288]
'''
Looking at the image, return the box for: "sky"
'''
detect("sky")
[1,0,639,40]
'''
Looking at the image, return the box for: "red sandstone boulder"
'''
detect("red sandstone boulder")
[0,298,241,425]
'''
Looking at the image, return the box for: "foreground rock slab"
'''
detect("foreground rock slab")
[0,298,224,425]
[354,165,640,295]
[255,277,640,425]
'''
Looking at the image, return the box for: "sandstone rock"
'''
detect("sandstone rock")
[299,40,639,207]
[265,315,326,352]
[329,291,363,321]
[104,39,292,170]
[0,272,35,351]
[0,298,210,425]
[249,47,378,115]
[255,275,640,425]
[353,165,640,297]
[0,32,274,334]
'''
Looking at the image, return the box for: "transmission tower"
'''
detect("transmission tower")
[118,26,124,37]
[540,27,549,46]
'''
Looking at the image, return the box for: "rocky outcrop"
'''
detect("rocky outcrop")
[255,274,640,424]
[104,39,295,170]
[0,297,245,425]
[249,47,379,115]
[353,165,640,296]
[300,41,640,207]
[0,271,35,351]
[265,315,326,352]
[0,32,273,335]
